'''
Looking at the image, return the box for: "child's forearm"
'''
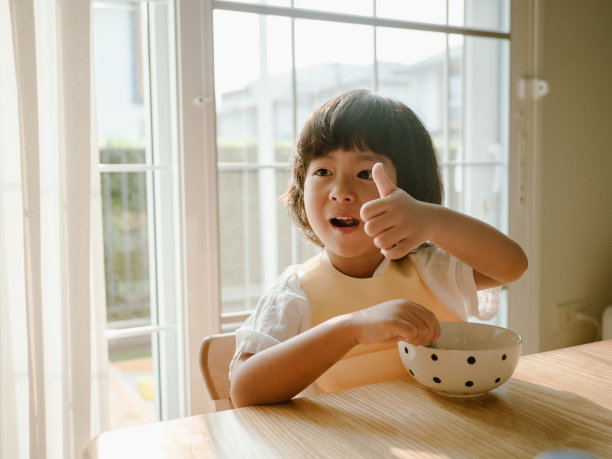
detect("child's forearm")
[231,299,439,407]
[230,315,356,408]
[427,204,528,288]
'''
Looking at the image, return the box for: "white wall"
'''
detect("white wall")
[537,0,612,350]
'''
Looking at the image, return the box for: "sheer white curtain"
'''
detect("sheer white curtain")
[0,0,108,458]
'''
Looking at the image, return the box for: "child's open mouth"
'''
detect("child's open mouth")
[330,217,360,228]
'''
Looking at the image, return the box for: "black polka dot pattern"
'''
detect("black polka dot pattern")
[411,351,512,392]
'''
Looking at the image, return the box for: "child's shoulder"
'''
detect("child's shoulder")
[273,263,304,291]
[265,260,317,304]
[295,252,325,279]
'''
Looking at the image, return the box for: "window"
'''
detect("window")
[94,0,523,417]
[93,0,184,428]
[211,1,511,330]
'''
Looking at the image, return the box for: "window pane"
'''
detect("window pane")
[275,170,294,273]
[449,0,510,33]
[218,170,260,314]
[94,1,147,158]
[214,11,293,155]
[294,0,373,16]
[99,146,146,165]
[465,165,506,228]
[275,170,320,272]
[108,334,156,429]
[147,1,175,167]
[376,0,447,25]
[218,167,320,317]
[219,169,295,314]
[460,35,509,163]
[216,0,291,6]
[94,0,182,425]
[101,171,152,327]
[448,35,463,164]
[376,27,446,133]
[376,0,509,33]
[295,19,375,127]
[214,12,296,316]
[443,35,509,230]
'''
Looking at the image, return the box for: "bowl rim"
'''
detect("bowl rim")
[406,321,523,352]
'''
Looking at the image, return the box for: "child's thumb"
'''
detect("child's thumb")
[372,163,396,197]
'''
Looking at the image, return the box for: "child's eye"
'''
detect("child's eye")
[314,168,332,176]
[357,170,373,180]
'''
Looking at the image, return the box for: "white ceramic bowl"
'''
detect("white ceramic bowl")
[398,322,522,397]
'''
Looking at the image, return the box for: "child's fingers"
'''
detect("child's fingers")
[395,320,435,346]
[354,300,439,346]
[363,212,394,237]
[360,198,385,222]
[381,302,438,346]
[380,240,407,259]
[372,163,396,198]
[381,241,421,261]
[372,226,408,250]
[401,303,440,345]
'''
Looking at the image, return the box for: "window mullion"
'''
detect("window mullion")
[99,164,169,172]
[105,324,175,340]
[141,2,164,423]
[289,2,299,266]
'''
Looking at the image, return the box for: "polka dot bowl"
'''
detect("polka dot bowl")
[398,322,522,398]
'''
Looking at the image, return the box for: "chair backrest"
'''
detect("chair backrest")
[199,332,236,411]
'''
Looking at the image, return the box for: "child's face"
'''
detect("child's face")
[303,149,398,274]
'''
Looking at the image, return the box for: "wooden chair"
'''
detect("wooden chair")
[199,332,236,411]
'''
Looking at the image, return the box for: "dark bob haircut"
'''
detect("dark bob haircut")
[285,89,443,247]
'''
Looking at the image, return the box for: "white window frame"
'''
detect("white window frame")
[175,0,221,414]
[176,0,541,415]
[507,0,542,356]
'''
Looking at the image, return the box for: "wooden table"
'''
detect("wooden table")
[84,340,612,458]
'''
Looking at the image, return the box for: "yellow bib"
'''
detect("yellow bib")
[298,253,462,393]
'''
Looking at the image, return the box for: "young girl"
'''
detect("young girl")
[229,89,527,408]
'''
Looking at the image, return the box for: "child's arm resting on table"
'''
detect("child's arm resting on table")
[230,299,440,408]
[361,163,528,290]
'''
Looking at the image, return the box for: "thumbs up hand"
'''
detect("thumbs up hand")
[372,161,396,198]
[360,163,434,259]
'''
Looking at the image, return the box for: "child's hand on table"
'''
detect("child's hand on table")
[361,163,435,260]
[349,299,440,347]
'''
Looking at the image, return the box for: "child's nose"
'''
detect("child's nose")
[329,179,355,202]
